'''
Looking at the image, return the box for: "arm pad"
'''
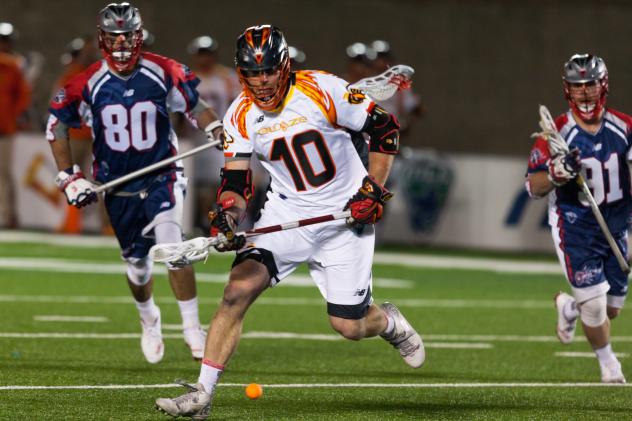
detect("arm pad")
[216,168,253,204]
[363,104,400,155]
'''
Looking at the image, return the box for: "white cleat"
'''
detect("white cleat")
[141,309,164,364]
[600,358,627,384]
[379,302,425,368]
[156,381,213,420]
[183,326,207,361]
[554,292,577,345]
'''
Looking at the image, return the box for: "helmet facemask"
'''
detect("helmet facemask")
[98,29,143,73]
[237,58,290,111]
[562,54,608,123]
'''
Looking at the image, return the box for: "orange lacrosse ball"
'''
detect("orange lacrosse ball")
[245,383,263,399]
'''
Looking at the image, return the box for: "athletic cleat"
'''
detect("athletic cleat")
[554,291,577,345]
[600,358,627,384]
[141,309,164,364]
[183,326,206,361]
[155,380,213,420]
[379,302,425,368]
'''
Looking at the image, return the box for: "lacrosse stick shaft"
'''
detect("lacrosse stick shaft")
[243,211,351,237]
[148,210,353,265]
[94,139,221,194]
[576,175,630,273]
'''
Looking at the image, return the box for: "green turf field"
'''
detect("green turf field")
[0,233,630,420]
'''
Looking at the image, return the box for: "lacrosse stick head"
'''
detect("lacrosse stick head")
[148,237,214,267]
[349,64,414,101]
[534,105,570,156]
[562,54,608,123]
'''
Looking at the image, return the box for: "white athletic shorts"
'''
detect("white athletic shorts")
[241,193,375,317]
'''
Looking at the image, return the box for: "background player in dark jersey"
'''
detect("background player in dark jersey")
[526,54,631,383]
[45,3,224,364]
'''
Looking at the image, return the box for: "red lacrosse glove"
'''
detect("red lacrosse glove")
[344,175,393,227]
[208,198,246,252]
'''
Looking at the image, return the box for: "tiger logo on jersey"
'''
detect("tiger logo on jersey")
[345,88,366,104]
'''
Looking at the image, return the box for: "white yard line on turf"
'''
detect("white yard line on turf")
[555,352,629,358]
[33,315,109,323]
[0,330,490,348]
[0,382,629,391]
[2,330,632,344]
[0,231,562,275]
[0,294,559,309]
[0,258,412,289]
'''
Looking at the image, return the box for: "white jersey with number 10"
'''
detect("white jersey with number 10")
[222,70,373,214]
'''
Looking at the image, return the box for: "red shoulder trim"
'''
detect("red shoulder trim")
[49,61,102,109]
[606,108,632,134]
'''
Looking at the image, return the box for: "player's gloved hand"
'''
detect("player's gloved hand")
[344,175,393,228]
[204,120,225,151]
[208,198,246,252]
[55,164,98,208]
[548,148,581,186]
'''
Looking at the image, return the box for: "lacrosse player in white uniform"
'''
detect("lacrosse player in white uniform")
[155,25,424,420]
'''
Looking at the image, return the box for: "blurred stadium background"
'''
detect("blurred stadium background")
[2,1,632,419]
[4,0,632,251]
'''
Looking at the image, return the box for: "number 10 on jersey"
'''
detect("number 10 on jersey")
[270,129,336,191]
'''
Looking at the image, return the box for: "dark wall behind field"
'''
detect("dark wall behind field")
[4,0,632,156]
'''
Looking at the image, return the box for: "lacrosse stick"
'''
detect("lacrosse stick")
[93,138,221,194]
[533,105,630,273]
[149,210,352,266]
[349,64,414,101]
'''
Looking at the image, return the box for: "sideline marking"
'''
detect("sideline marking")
[33,315,108,323]
[0,382,629,391]
[0,294,558,309]
[555,351,628,359]
[3,330,632,344]
[0,331,490,348]
[0,259,412,289]
[0,230,562,275]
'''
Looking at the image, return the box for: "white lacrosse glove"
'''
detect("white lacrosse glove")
[547,149,581,187]
[204,120,225,150]
[55,164,98,208]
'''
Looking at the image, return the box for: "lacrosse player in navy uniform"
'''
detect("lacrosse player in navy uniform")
[154,25,424,420]
[46,3,224,364]
[526,54,632,383]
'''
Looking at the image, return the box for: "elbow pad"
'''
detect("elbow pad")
[363,104,400,155]
[216,168,253,204]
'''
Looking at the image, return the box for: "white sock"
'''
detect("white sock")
[198,359,224,393]
[595,343,616,364]
[177,297,200,330]
[135,296,159,323]
[383,313,395,336]
[563,299,579,320]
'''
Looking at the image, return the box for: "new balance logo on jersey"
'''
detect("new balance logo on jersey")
[354,289,366,297]
[255,115,265,124]
[123,89,135,97]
